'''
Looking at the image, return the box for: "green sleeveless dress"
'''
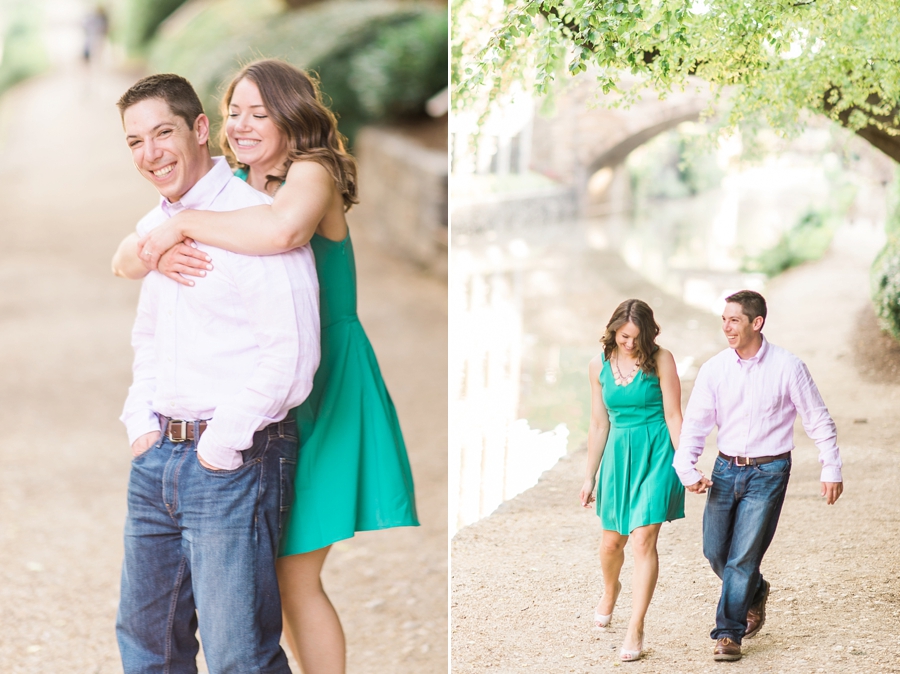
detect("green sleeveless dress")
[595,355,684,535]
[235,169,419,555]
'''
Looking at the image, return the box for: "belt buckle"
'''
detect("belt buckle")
[168,419,188,443]
[734,455,750,467]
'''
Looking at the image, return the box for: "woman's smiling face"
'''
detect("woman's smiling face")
[616,321,640,356]
[225,77,288,169]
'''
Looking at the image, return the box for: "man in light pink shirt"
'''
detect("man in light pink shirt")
[673,290,843,662]
[114,74,318,674]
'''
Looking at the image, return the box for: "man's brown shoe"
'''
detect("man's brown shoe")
[745,580,770,639]
[713,638,742,661]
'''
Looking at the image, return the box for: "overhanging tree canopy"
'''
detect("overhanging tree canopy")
[453,0,900,162]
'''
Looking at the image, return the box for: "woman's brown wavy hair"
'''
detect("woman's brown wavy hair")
[218,59,358,211]
[600,299,661,376]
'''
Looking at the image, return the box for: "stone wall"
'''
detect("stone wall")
[352,125,448,277]
[450,186,578,234]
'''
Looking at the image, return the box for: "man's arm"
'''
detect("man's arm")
[196,250,320,470]
[673,361,717,491]
[789,360,843,504]
[120,276,162,448]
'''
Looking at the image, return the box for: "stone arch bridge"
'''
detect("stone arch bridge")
[450,75,715,231]
[529,76,715,214]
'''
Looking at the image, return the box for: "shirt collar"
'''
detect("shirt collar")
[160,156,232,217]
[734,334,768,368]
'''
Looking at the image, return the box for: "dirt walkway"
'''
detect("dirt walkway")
[0,48,446,674]
[451,220,900,673]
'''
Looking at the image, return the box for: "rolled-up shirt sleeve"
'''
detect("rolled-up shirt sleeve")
[196,249,319,470]
[673,362,717,486]
[789,361,842,483]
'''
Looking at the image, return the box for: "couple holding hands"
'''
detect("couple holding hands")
[111,61,417,673]
[581,293,843,662]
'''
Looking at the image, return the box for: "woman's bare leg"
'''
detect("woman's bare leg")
[277,546,345,674]
[623,523,662,651]
[597,530,628,616]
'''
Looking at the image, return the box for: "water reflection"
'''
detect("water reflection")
[450,243,570,535]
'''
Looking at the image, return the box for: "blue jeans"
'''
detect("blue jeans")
[116,421,298,674]
[703,454,791,644]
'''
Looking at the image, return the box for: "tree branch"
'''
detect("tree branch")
[535,3,900,163]
[823,88,900,163]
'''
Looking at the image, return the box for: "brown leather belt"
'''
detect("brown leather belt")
[162,415,294,443]
[163,417,208,443]
[718,451,791,467]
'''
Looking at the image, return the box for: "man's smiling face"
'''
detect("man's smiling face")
[123,97,210,203]
[722,301,763,354]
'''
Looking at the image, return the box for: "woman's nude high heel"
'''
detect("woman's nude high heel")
[592,581,622,629]
[619,639,644,662]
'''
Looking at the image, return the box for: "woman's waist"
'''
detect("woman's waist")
[608,415,667,430]
[320,314,360,331]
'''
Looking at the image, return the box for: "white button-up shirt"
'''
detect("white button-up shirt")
[120,156,320,469]
[673,336,842,486]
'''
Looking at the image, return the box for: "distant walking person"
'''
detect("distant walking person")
[82,5,108,64]
[580,299,685,663]
[673,290,843,662]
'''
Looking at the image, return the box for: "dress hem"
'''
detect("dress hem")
[278,520,421,557]
[598,513,686,537]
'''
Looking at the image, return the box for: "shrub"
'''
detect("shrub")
[872,175,900,340]
[147,0,447,145]
[871,238,900,340]
[743,209,837,277]
[347,11,448,118]
[120,0,190,55]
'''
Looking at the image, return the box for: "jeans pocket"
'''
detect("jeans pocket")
[754,458,791,477]
[197,436,268,476]
[712,455,728,474]
[237,431,271,467]
[132,435,164,463]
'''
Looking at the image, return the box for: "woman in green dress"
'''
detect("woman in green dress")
[112,59,418,674]
[579,299,685,663]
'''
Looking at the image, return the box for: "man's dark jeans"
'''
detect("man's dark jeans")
[116,422,297,674]
[703,454,791,644]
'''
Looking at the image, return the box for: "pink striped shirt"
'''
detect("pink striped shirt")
[120,157,320,470]
[673,337,842,486]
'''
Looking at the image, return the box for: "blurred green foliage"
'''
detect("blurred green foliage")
[0,3,50,96]
[743,209,837,277]
[147,0,448,145]
[120,0,189,55]
[347,11,448,118]
[628,127,723,200]
[872,174,900,340]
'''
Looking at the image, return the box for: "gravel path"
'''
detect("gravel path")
[0,50,446,674]
[451,221,900,673]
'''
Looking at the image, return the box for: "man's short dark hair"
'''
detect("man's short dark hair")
[117,73,204,130]
[726,290,767,327]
